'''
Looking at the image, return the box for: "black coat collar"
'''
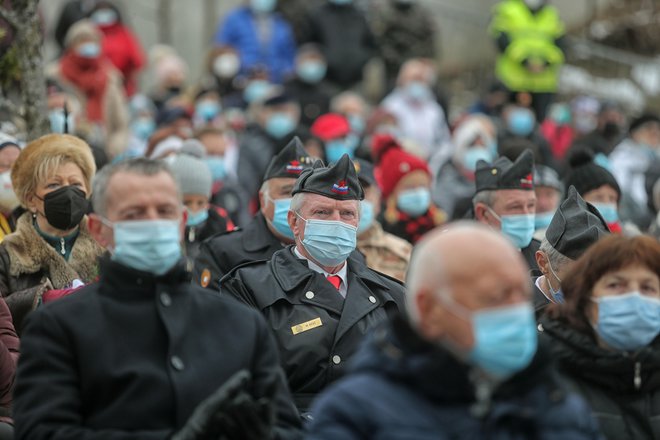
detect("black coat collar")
[270,246,390,294]
[242,213,283,253]
[98,257,191,299]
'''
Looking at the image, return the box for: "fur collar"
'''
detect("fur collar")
[2,213,103,288]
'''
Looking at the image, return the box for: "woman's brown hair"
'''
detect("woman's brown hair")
[546,235,660,337]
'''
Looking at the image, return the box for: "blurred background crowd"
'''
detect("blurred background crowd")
[0,0,659,243]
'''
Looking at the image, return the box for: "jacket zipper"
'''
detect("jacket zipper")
[188,227,196,242]
[59,237,66,256]
[634,362,641,390]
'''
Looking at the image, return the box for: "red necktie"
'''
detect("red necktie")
[326,275,342,290]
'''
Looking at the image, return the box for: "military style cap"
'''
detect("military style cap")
[545,186,610,260]
[263,136,315,181]
[534,165,563,193]
[292,154,365,201]
[475,149,534,193]
[353,158,375,188]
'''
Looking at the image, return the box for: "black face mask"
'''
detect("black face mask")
[602,122,621,140]
[40,186,88,231]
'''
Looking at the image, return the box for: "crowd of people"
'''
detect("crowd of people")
[0,0,658,438]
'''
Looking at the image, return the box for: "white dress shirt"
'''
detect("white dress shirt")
[294,247,348,298]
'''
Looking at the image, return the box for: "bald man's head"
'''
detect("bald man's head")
[407,222,531,350]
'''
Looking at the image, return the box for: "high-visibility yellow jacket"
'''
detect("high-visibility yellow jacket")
[0,214,11,242]
[490,0,565,92]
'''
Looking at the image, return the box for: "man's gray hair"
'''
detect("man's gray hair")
[472,189,496,208]
[539,237,573,272]
[92,158,180,216]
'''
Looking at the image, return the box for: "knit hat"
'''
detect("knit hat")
[629,112,660,134]
[564,148,621,200]
[310,113,351,141]
[372,134,430,199]
[168,153,212,197]
[475,149,534,193]
[292,154,364,201]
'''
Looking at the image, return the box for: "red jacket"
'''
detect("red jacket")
[97,22,144,96]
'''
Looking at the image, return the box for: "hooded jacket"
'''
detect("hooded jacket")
[307,315,603,439]
[540,317,660,440]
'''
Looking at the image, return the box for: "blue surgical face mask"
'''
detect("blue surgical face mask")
[297,213,357,267]
[507,108,535,137]
[488,208,535,249]
[243,80,271,103]
[265,112,297,139]
[251,0,277,13]
[186,208,209,227]
[550,104,571,125]
[348,114,366,135]
[534,211,555,230]
[546,258,564,303]
[593,153,613,172]
[49,110,76,134]
[325,138,356,163]
[76,42,101,59]
[109,219,182,276]
[462,147,495,172]
[592,202,618,224]
[297,60,327,84]
[593,292,660,351]
[131,118,155,141]
[444,297,537,379]
[358,200,374,234]
[397,187,431,217]
[267,197,294,240]
[195,101,221,121]
[206,156,226,182]
[405,81,431,102]
[91,8,118,26]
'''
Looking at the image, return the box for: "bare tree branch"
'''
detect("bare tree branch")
[0,6,19,29]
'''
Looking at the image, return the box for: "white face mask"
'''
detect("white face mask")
[213,54,240,79]
[0,171,18,214]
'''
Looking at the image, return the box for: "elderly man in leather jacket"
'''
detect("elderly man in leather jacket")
[13,158,301,440]
[221,155,406,414]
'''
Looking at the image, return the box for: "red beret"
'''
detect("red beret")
[310,113,350,141]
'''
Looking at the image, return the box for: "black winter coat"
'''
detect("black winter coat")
[303,3,377,88]
[193,213,283,291]
[540,317,660,440]
[221,246,406,412]
[13,258,302,440]
[183,207,232,262]
[307,316,604,440]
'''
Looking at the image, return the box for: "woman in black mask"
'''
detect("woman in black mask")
[0,134,104,332]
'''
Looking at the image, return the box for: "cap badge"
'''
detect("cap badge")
[520,173,533,189]
[331,180,349,195]
[286,160,304,175]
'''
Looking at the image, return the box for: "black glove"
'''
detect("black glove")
[171,370,252,440]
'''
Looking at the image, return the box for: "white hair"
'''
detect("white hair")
[472,189,496,209]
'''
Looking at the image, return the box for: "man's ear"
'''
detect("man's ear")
[474,203,487,222]
[287,210,300,237]
[415,288,445,341]
[535,250,548,276]
[258,190,266,213]
[87,213,109,248]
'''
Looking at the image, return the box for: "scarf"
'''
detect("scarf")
[60,50,109,122]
